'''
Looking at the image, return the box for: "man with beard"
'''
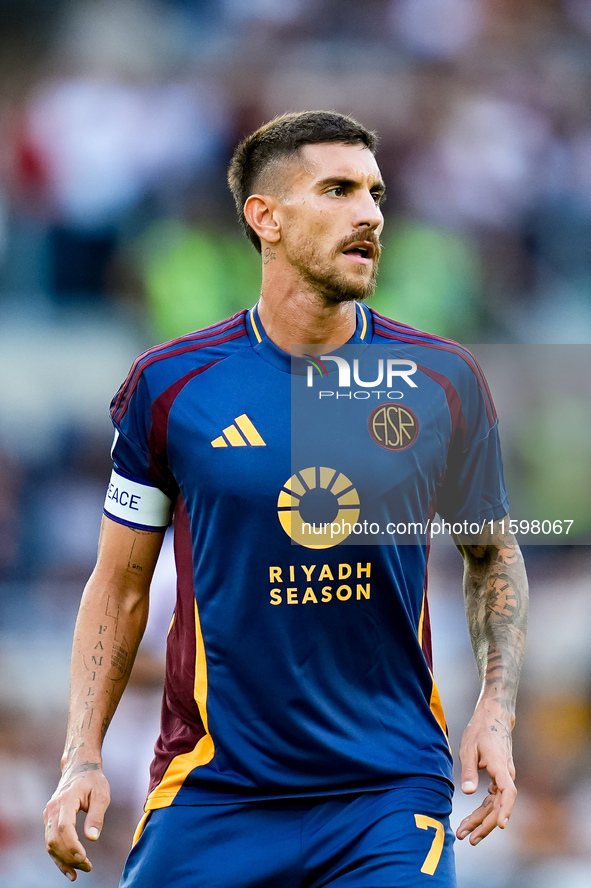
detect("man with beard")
[45,111,528,888]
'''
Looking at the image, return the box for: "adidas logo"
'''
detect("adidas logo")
[211,414,266,448]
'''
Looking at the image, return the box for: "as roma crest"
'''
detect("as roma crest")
[368,404,419,451]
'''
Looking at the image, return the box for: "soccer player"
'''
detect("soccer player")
[44,111,528,887]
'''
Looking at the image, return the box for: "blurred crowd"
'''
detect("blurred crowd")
[0,1,590,886]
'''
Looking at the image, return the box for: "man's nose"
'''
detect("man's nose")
[353,191,384,232]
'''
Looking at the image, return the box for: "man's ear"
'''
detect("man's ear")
[244,194,281,245]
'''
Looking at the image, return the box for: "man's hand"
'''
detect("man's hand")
[44,762,111,881]
[455,519,527,846]
[455,701,516,845]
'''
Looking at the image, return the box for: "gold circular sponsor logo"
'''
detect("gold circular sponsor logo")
[368,404,419,451]
[277,467,360,549]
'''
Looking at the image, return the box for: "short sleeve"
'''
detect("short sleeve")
[436,362,509,525]
[103,373,174,531]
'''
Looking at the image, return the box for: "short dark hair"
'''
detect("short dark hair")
[227,110,378,252]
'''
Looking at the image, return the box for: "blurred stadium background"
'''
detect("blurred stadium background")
[0,1,590,885]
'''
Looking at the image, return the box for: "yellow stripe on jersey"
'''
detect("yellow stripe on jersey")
[418,593,425,646]
[418,592,452,754]
[429,680,450,748]
[144,599,214,810]
[250,308,263,342]
[359,303,368,340]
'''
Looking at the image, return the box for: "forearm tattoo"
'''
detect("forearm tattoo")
[460,521,528,721]
[67,526,156,760]
[81,593,133,738]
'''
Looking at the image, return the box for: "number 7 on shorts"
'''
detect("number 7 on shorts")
[414,814,445,875]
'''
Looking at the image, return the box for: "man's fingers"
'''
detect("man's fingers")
[44,799,85,862]
[83,776,110,840]
[459,740,479,794]
[455,790,493,838]
[48,849,91,882]
[468,806,502,845]
[456,775,517,843]
[49,857,79,882]
[45,807,92,878]
[492,773,517,826]
[46,842,92,881]
[456,794,497,843]
[461,774,478,794]
[468,794,511,845]
[83,818,103,842]
[46,828,92,880]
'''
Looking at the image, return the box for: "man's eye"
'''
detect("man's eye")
[327,186,345,197]
[372,191,385,204]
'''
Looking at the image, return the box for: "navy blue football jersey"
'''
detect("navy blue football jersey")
[105,303,508,812]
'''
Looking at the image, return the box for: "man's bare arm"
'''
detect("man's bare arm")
[454,517,528,845]
[44,516,165,881]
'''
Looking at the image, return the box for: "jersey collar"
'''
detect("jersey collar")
[246,302,373,373]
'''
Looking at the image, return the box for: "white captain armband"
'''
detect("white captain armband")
[104,470,172,530]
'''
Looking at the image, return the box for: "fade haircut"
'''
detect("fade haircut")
[227,110,378,253]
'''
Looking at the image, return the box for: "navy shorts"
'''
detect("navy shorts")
[120,786,456,888]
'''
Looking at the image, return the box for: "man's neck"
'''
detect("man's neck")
[257,280,358,354]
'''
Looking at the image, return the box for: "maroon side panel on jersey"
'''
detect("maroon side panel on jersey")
[148,496,205,796]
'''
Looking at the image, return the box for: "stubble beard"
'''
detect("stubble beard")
[301,261,379,304]
[288,234,381,305]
